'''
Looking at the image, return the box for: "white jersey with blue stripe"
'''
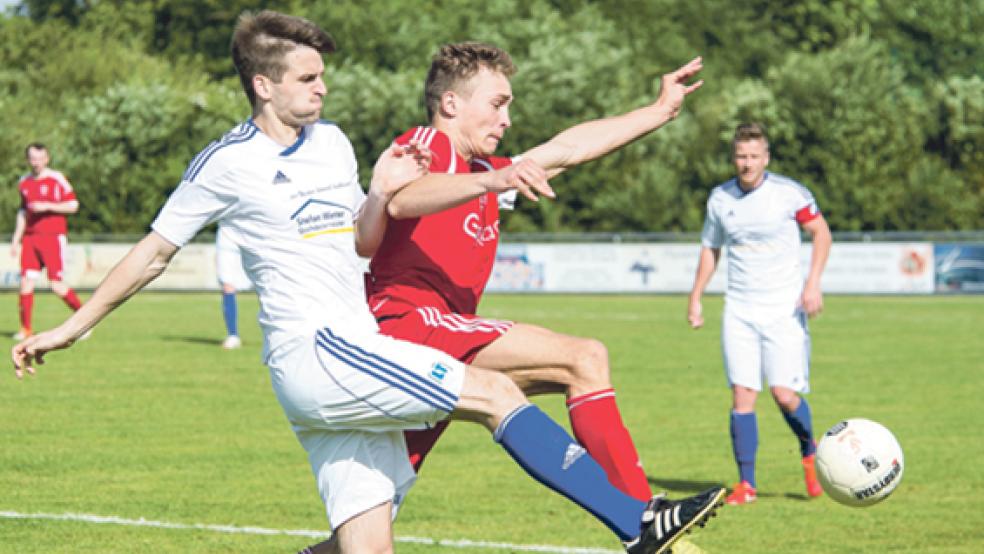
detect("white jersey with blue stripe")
[701,172,819,306]
[153,120,377,358]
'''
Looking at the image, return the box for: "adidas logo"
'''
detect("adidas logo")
[561,443,586,470]
[727,210,735,217]
[273,170,291,184]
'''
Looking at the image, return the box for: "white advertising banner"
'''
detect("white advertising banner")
[0,241,935,294]
[0,243,221,291]
[487,242,935,294]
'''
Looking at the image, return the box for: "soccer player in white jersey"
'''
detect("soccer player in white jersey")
[688,122,833,505]
[12,10,723,554]
[215,223,252,349]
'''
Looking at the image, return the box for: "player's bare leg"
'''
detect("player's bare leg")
[473,323,652,500]
[302,502,393,554]
[472,322,610,397]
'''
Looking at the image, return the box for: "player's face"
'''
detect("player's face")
[26,148,49,175]
[733,138,769,189]
[266,46,327,128]
[456,68,513,158]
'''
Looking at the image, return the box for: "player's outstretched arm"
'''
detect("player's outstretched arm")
[11,232,179,379]
[523,56,704,176]
[800,214,832,317]
[386,158,552,220]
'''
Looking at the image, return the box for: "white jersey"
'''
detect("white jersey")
[701,172,821,306]
[153,120,378,358]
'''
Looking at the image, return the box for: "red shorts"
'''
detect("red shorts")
[21,234,67,281]
[369,296,513,363]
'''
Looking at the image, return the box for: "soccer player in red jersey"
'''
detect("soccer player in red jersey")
[368,43,704,501]
[9,143,85,340]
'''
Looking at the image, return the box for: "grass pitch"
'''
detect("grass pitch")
[1,292,982,553]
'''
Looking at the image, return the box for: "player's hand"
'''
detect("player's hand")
[9,244,17,258]
[11,326,77,379]
[654,56,704,120]
[371,140,432,199]
[801,284,824,317]
[27,201,51,213]
[687,297,704,329]
[486,159,554,202]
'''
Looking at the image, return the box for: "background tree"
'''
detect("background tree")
[1,0,980,234]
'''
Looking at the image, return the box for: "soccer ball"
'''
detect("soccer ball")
[815,418,904,507]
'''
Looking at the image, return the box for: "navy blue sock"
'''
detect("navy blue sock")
[781,397,816,457]
[222,292,238,336]
[730,411,758,488]
[495,404,645,541]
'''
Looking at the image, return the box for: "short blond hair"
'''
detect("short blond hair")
[732,122,770,153]
[424,42,516,121]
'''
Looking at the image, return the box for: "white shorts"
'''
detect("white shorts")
[215,227,252,290]
[267,326,465,529]
[721,300,810,393]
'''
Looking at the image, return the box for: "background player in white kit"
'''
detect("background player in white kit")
[215,223,252,349]
[12,10,724,554]
[688,122,832,505]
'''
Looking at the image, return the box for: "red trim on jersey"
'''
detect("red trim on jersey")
[795,203,820,224]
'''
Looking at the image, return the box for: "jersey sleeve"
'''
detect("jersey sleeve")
[700,193,726,248]
[50,171,77,202]
[395,127,455,173]
[789,183,821,224]
[151,174,236,248]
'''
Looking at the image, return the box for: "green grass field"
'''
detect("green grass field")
[1,292,982,553]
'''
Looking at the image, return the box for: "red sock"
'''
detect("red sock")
[567,388,652,501]
[61,288,82,310]
[404,419,450,472]
[18,293,33,330]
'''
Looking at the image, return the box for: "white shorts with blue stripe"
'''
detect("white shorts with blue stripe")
[267,326,465,529]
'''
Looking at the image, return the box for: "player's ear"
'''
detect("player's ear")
[253,75,273,102]
[440,91,457,118]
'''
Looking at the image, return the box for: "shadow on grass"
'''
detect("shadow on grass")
[161,335,225,347]
[647,477,727,495]
[648,476,816,502]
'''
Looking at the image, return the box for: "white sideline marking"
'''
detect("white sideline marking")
[0,510,620,553]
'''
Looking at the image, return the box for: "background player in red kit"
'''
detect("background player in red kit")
[368,43,704,501]
[9,143,85,340]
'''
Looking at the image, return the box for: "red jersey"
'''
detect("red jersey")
[369,127,513,315]
[19,169,76,235]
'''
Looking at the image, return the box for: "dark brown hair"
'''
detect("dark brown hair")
[231,10,336,107]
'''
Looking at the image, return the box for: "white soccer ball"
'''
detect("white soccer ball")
[816,418,904,507]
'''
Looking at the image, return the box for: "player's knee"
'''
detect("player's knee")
[463,367,527,424]
[732,386,758,412]
[770,386,799,410]
[569,337,611,386]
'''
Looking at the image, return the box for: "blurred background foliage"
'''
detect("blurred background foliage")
[1,0,981,235]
